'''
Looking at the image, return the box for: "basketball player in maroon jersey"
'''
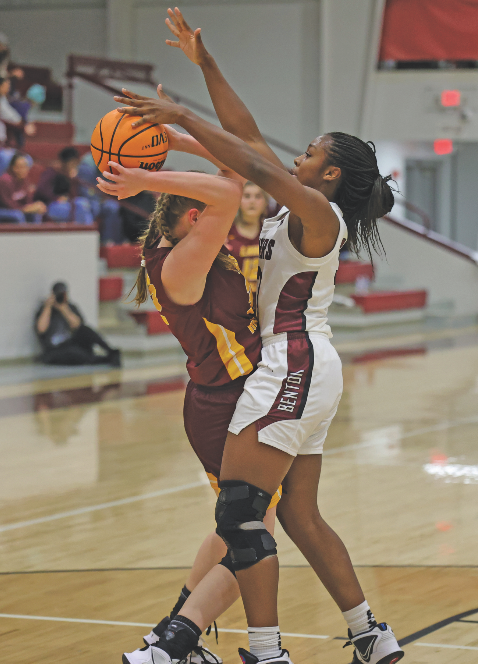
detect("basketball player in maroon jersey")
[226,182,269,296]
[113,8,404,664]
[97,130,281,664]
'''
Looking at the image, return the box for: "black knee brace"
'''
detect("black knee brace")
[218,551,236,577]
[215,480,277,571]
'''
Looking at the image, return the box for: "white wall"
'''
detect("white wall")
[0,230,99,360]
[0,6,106,81]
[375,218,478,318]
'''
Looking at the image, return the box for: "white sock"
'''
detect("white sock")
[342,600,376,636]
[248,626,282,660]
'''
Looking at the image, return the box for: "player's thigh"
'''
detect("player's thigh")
[278,454,323,517]
[220,424,294,497]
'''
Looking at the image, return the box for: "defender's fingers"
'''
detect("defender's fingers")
[114,96,144,107]
[165,39,181,48]
[121,88,149,101]
[131,116,148,128]
[165,18,180,37]
[167,8,181,30]
[194,28,203,43]
[175,7,192,32]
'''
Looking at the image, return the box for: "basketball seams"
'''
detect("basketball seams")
[108,113,126,174]
[90,110,168,172]
[117,123,162,167]
[90,145,168,159]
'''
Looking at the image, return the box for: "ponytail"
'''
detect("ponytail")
[324,133,395,262]
[129,191,237,307]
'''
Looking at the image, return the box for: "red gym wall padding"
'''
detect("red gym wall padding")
[379,0,478,61]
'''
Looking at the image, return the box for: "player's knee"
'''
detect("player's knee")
[215,480,277,571]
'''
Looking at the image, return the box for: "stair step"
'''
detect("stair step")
[24,141,90,164]
[99,276,124,301]
[336,261,374,284]
[129,310,172,335]
[100,244,142,269]
[351,290,427,313]
[27,121,74,143]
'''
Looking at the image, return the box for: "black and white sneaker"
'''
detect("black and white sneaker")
[141,617,222,664]
[343,622,404,664]
[238,647,294,664]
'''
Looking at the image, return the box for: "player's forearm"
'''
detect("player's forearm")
[36,306,51,334]
[139,169,242,207]
[178,108,285,200]
[174,132,237,173]
[200,54,263,143]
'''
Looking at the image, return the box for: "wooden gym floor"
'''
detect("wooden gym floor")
[1,335,477,663]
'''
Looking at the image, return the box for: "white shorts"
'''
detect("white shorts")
[228,331,343,456]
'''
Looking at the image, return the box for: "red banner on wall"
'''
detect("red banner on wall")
[379,0,478,61]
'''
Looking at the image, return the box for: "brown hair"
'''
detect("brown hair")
[131,191,238,306]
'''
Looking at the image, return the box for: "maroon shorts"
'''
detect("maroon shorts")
[183,377,247,479]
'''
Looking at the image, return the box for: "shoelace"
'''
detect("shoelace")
[188,645,222,664]
[205,621,219,644]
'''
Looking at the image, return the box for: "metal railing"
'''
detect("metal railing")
[66,55,478,264]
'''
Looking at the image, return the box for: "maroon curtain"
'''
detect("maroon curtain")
[379,0,478,61]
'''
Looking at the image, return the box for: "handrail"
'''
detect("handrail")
[383,213,478,265]
[66,54,302,158]
[393,199,433,230]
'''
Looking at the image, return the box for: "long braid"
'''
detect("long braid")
[324,132,395,262]
[130,191,237,307]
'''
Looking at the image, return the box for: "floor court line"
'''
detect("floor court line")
[0,614,329,639]
[415,643,478,651]
[2,415,477,534]
[0,481,206,534]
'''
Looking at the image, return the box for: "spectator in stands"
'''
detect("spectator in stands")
[35,281,121,367]
[0,151,46,223]
[120,190,156,243]
[0,33,10,78]
[36,146,94,224]
[0,76,36,147]
[78,152,123,243]
[226,181,269,293]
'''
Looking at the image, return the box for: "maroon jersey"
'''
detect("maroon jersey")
[144,242,260,387]
[226,224,260,292]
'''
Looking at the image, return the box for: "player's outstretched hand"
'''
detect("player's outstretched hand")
[165,7,208,66]
[115,85,182,128]
[96,162,146,200]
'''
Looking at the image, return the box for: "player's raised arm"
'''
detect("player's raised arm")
[165,6,286,171]
[114,90,336,243]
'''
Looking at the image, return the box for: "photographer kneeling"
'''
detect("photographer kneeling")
[35,282,121,367]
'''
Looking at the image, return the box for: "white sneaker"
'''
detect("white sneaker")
[343,622,404,664]
[123,644,175,664]
[238,647,294,664]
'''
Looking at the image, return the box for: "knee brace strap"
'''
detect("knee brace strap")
[215,480,277,571]
[218,551,236,577]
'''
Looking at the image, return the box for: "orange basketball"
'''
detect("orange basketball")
[90,109,169,175]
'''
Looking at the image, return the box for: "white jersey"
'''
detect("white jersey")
[257,203,347,341]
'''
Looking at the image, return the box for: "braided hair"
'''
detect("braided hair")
[324,132,395,261]
[131,191,237,306]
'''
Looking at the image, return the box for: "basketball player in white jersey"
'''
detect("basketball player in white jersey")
[113,8,404,664]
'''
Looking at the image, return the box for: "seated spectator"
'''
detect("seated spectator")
[0,76,35,147]
[0,151,46,223]
[120,190,156,243]
[36,146,94,224]
[0,32,10,78]
[35,282,121,367]
[78,152,123,243]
